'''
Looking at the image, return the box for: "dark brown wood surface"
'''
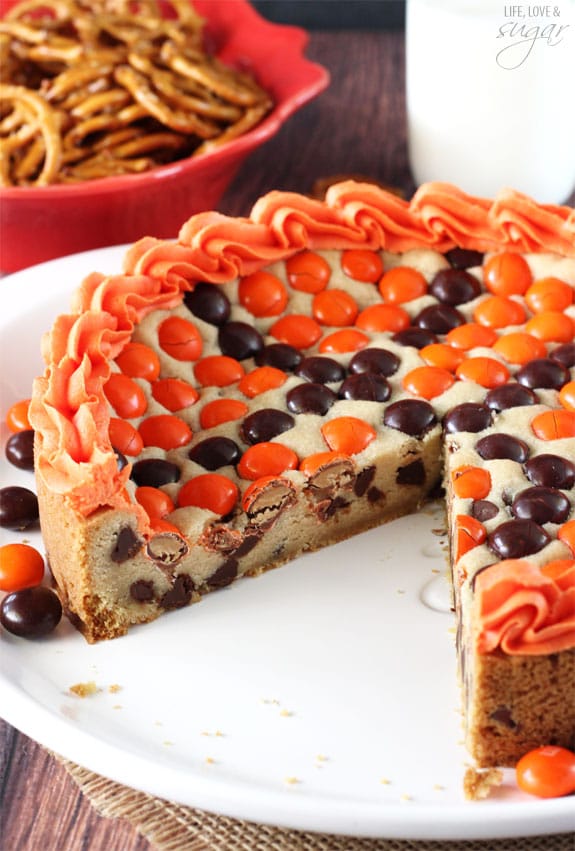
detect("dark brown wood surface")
[1,26,572,851]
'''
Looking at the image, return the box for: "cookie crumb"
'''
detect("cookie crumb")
[463,766,503,800]
[399,793,412,802]
[279,709,293,717]
[284,776,300,785]
[205,756,215,765]
[69,681,99,698]
[108,684,121,694]
[380,777,391,785]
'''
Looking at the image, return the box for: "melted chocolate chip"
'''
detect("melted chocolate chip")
[183,283,231,326]
[131,458,181,487]
[240,408,295,445]
[487,519,550,559]
[160,573,194,609]
[189,436,242,470]
[516,358,569,390]
[445,248,484,269]
[475,433,530,463]
[286,382,337,415]
[218,321,264,360]
[512,486,571,525]
[524,454,575,490]
[471,499,499,522]
[429,268,482,306]
[354,465,376,497]
[130,580,155,602]
[208,558,238,589]
[338,373,391,402]
[233,533,261,558]
[484,383,539,411]
[443,403,492,434]
[111,526,143,563]
[255,343,303,372]
[396,459,426,485]
[0,486,39,530]
[413,303,466,334]
[295,356,346,384]
[489,707,519,730]
[348,347,400,377]
[384,399,437,437]
[392,327,437,349]
[5,429,35,470]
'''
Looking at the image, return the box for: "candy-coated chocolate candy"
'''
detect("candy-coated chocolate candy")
[484,383,539,412]
[131,459,181,488]
[339,373,391,402]
[349,347,400,377]
[5,430,35,470]
[115,342,160,381]
[199,399,248,429]
[516,746,575,799]
[0,542,44,591]
[475,434,530,463]
[218,321,264,360]
[286,383,337,415]
[189,437,243,470]
[379,266,427,303]
[296,356,346,384]
[414,304,465,334]
[487,519,550,558]
[321,416,376,455]
[524,454,575,490]
[184,283,231,326]
[255,343,303,372]
[313,288,359,326]
[138,415,193,450]
[429,268,481,305]
[240,408,295,445]
[6,399,31,432]
[269,314,322,350]
[384,399,437,437]
[151,378,199,412]
[239,271,288,317]
[286,251,331,293]
[0,486,39,530]
[445,248,484,269]
[1,586,62,638]
[341,249,384,282]
[443,403,492,434]
[516,358,570,390]
[511,486,571,525]
[392,327,437,349]
[237,443,299,480]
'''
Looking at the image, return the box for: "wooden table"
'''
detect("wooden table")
[1,26,572,851]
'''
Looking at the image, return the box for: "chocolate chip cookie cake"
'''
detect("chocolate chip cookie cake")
[30,181,575,768]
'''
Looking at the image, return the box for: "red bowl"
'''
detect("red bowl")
[0,0,329,273]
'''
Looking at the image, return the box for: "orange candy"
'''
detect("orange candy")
[135,486,175,519]
[104,372,148,419]
[455,356,510,388]
[558,520,575,555]
[151,378,199,412]
[355,303,410,333]
[321,416,376,455]
[299,451,351,476]
[378,265,427,304]
[525,311,575,343]
[312,288,359,326]
[516,746,575,799]
[115,342,161,381]
[492,332,546,365]
[6,399,32,433]
[109,417,144,456]
[525,277,573,313]
[319,328,369,354]
[419,343,465,372]
[0,543,44,592]
[199,398,249,429]
[559,380,575,412]
[138,414,192,450]
[178,473,239,516]
[238,271,288,317]
[402,366,455,399]
[157,316,202,361]
[451,465,492,500]
[341,249,384,283]
[285,251,331,293]
[531,410,575,441]
[194,355,245,387]
[269,314,323,349]
[238,366,287,398]
[473,295,526,329]
[446,323,498,351]
[483,252,532,296]
[455,515,487,560]
[237,442,299,480]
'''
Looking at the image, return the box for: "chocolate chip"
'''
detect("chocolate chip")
[413,303,465,334]
[338,373,391,402]
[429,268,482,306]
[396,459,425,485]
[443,403,492,434]
[240,408,295,445]
[367,486,384,503]
[484,383,539,412]
[188,436,242,470]
[316,495,349,521]
[183,282,231,326]
[445,248,484,269]
[354,465,375,497]
[160,573,194,609]
[130,580,155,602]
[383,399,437,437]
[348,347,400,377]
[524,454,575,490]
[489,707,519,730]
[487,519,550,559]
[0,486,39,529]
[471,500,499,522]
[511,486,571,525]
[218,321,264,360]
[286,382,337,415]
[516,358,569,390]
[295,356,346,384]
[475,433,530,463]
[131,458,181,487]
[233,533,261,557]
[208,558,238,589]
[146,532,189,566]
[111,526,143,563]
[5,429,35,470]
[255,343,303,372]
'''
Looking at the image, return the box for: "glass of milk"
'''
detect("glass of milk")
[406,0,575,203]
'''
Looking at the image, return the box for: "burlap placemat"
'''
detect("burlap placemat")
[60,758,573,851]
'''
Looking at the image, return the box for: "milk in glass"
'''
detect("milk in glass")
[406,0,575,203]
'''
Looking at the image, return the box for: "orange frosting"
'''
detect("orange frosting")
[474,559,575,655]
[30,181,575,525]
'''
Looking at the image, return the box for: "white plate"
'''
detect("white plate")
[1,248,574,841]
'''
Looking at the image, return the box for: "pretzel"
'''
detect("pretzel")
[0,0,272,185]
